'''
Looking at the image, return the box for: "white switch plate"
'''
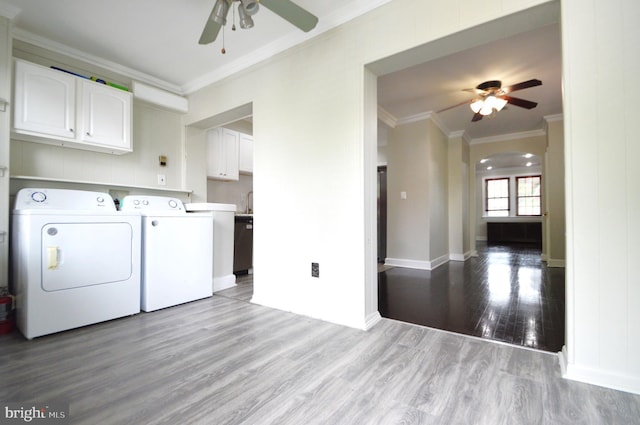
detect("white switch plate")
[157,174,166,185]
[400,191,407,199]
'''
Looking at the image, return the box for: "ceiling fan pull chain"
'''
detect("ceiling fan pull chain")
[221,23,226,54]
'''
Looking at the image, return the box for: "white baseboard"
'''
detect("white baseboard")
[450,250,474,262]
[364,312,382,330]
[547,259,566,268]
[559,346,640,395]
[213,274,236,292]
[385,255,448,270]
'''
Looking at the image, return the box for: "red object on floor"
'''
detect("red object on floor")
[0,296,14,335]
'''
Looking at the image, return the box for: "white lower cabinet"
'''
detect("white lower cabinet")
[12,59,132,154]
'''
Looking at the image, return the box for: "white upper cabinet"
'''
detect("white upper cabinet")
[207,127,240,181]
[239,132,253,174]
[12,59,132,154]
[80,80,131,150]
[13,59,76,139]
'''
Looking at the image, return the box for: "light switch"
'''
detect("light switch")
[400,191,407,200]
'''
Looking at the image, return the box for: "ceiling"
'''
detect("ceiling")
[0,0,392,94]
[1,0,562,166]
[377,23,563,142]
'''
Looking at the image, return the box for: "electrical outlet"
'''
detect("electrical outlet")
[311,262,319,278]
[157,174,166,186]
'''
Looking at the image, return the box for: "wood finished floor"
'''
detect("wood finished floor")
[379,243,565,353]
[2,282,640,424]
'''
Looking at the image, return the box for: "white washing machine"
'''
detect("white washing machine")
[120,195,213,312]
[11,188,141,339]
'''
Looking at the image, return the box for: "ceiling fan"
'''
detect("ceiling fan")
[438,79,542,122]
[199,0,319,49]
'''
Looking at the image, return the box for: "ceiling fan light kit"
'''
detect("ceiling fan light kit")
[438,79,542,122]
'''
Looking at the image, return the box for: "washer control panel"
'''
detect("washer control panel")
[14,188,116,211]
[120,195,185,212]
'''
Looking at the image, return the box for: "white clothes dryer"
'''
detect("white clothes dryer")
[11,188,141,339]
[120,195,213,312]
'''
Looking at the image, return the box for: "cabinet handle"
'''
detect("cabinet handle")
[70,128,74,132]
[86,132,91,136]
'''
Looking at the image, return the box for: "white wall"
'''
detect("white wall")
[184,0,554,331]
[560,0,640,394]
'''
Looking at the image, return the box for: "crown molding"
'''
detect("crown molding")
[0,2,20,20]
[12,28,183,94]
[377,106,397,128]
[544,113,564,122]
[469,129,546,145]
[183,0,394,94]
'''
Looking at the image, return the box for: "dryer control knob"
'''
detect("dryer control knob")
[31,191,47,203]
[133,200,140,206]
[96,196,105,203]
[143,200,149,206]
[168,200,178,208]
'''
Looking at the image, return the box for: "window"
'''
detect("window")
[486,178,509,217]
[517,175,542,216]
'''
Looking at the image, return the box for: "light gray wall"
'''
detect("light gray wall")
[387,119,430,264]
[0,17,11,289]
[545,117,565,265]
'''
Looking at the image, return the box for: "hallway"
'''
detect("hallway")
[378,243,565,352]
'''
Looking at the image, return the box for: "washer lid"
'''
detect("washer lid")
[184,203,236,212]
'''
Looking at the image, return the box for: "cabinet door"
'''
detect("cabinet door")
[13,59,76,139]
[80,80,132,151]
[239,133,253,174]
[207,127,239,180]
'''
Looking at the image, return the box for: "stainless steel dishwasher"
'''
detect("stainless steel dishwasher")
[233,215,253,273]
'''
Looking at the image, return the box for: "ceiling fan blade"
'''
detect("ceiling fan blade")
[471,112,483,122]
[502,95,538,109]
[501,79,542,94]
[199,4,224,45]
[260,0,319,32]
[436,99,474,113]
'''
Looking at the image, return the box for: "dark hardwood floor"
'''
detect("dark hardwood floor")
[378,243,565,352]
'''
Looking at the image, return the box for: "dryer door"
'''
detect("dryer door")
[41,222,134,291]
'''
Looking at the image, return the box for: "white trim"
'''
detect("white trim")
[560,346,640,395]
[377,106,397,128]
[544,113,564,123]
[12,28,183,94]
[385,255,449,270]
[364,312,382,330]
[212,274,237,293]
[396,111,432,126]
[547,259,566,268]
[469,129,546,145]
[450,250,473,262]
[0,3,20,20]
[448,130,465,139]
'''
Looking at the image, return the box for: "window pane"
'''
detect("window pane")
[486,178,509,214]
[516,176,541,216]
